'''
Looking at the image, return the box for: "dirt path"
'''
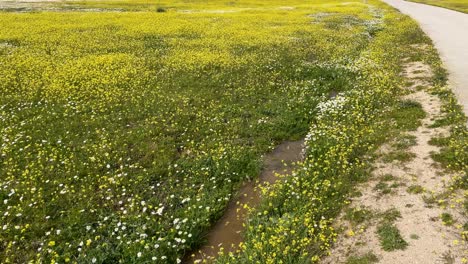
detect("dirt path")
[321,61,467,263]
[0,0,121,12]
[382,0,468,118]
[0,0,61,11]
[184,140,303,263]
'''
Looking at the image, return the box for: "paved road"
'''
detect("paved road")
[383,0,468,117]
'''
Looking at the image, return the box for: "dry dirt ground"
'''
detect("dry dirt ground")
[321,60,467,264]
[0,0,119,12]
[0,0,61,10]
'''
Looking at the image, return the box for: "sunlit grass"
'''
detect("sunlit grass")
[0,0,466,263]
[0,1,392,262]
[407,0,468,13]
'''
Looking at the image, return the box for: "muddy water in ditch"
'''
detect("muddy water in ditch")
[184,140,304,263]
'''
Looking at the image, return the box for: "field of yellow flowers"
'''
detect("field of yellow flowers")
[1,0,465,263]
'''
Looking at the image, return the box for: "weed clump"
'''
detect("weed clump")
[391,100,426,131]
[441,212,454,226]
[377,223,408,251]
[156,7,166,12]
[344,207,373,225]
[407,184,424,194]
[346,252,379,264]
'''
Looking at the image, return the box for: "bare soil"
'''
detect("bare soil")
[321,61,467,264]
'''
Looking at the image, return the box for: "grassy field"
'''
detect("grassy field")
[407,0,468,13]
[0,0,466,263]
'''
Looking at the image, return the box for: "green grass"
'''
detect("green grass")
[344,207,373,225]
[381,174,396,181]
[428,136,450,147]
[407,0,468,13]
[377,223,408,251]
[373,175,401,196]
[382,132,418,166]
[374,181,393,194]
[0,0,419,263]
[375,208,406,252]
[1,0,465,263]
[392,134,417,150]
[426,66,467,179]
[380,208,402,223]
[391,100,427,131]
[407,184,424,194]
[382,150,416,163]
[441,212,455,226]
[427,86,467,201]
[345,252,379,264]
[429,116,454,128]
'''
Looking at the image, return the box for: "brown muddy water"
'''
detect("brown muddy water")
[184,140,304,263]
